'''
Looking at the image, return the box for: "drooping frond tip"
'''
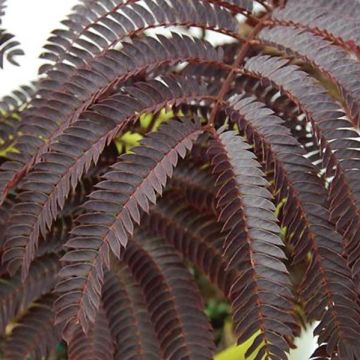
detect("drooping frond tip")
[207,129,296,359]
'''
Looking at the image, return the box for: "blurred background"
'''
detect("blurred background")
[0,1,317,358]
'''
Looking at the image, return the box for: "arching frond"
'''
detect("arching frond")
[227,96,360,357]
[0,35,220,202]
[124,232,216,360]
[258,26,360,127]
[271,2,360,53]
[243,55,360,288]
[41,0,239,72]
[103,268,161,360]
[68,307,114,360]
[207,129,295,360]
[55,118,203,339]
[3,77,207,279]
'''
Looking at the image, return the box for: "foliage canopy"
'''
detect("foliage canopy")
[0,0,360,359]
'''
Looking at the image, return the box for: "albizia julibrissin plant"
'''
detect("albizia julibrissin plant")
[0,0,360,359]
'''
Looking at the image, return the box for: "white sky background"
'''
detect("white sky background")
[0,1,316,359]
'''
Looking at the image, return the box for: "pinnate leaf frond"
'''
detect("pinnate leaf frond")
[271,1,360,53]
[0,34,220,202]
[124,232,216,360]
[3,76,207,279]
[55,117,203,339]
[244,55,360,287]
[41,0,239,73]
[103,268,161,360]
[258,26,360,127]
[208,129,295,360]
[68,307,114,360]
[227,96,360,357]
